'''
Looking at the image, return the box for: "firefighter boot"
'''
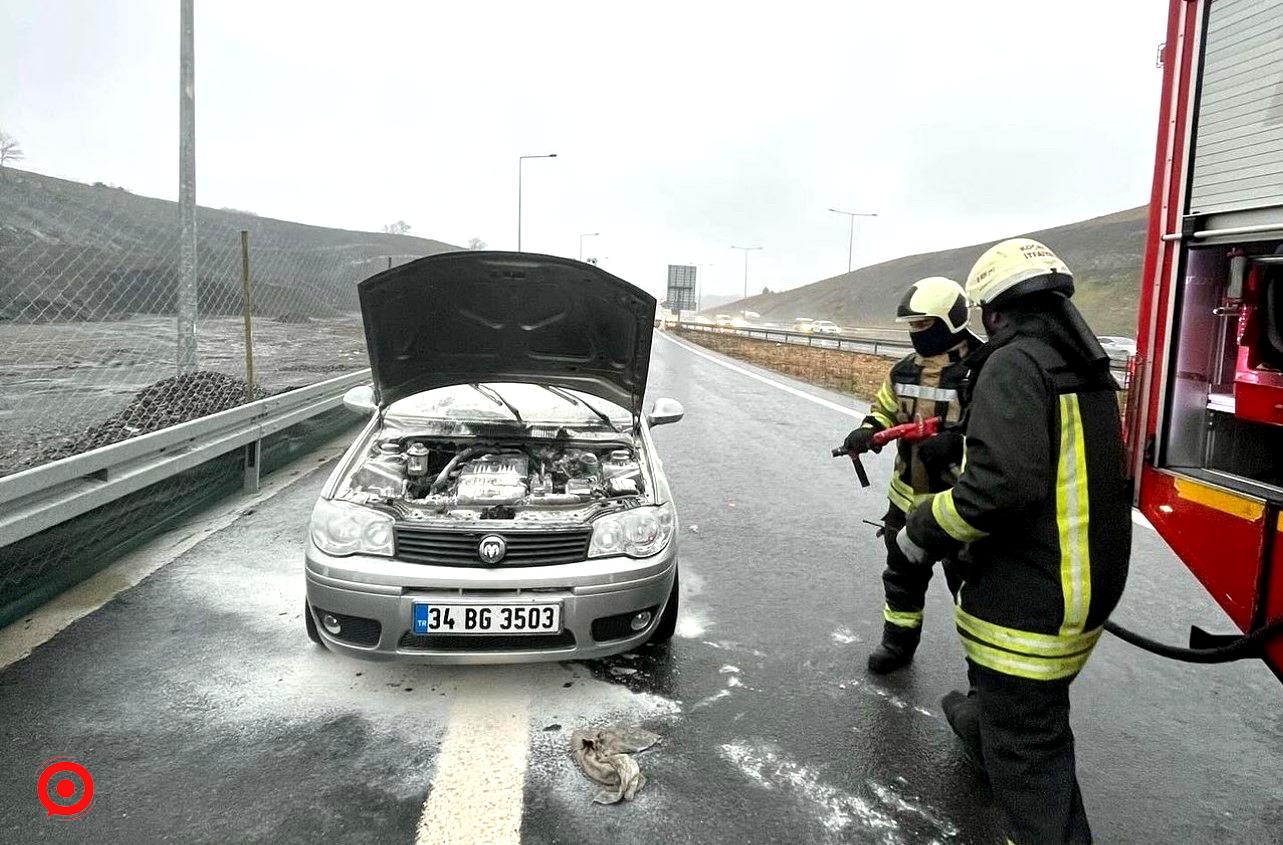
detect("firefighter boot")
[866,623,921,674]
[942,690,986,776]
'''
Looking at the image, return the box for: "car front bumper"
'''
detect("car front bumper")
[304,540,677,664]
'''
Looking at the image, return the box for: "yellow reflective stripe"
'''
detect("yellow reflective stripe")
[888,475,931,513]
[955,607,1101,658]
[959,636,1092,681]
[1055,394,1092,636]
[883,605,924,628]
[876,382,898,412]
[870,409,896,429]
[931,489,987,543]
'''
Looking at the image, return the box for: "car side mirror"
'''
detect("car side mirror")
[646,397,684,427]
[343,384,377,414]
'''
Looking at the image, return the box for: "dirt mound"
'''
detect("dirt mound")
[0,371,269,477]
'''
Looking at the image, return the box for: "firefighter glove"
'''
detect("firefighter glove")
[916,431,964,477]
[895,528,930,565]
[843,427,881,455]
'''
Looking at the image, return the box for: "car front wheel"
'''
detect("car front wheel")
[647,569,679,645]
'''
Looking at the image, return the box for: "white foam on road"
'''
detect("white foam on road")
[720,742,901,841]
[720,743,959,844]
[655,331,864,419]
[831,626,862,645]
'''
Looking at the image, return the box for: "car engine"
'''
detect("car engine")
[338,438,647,519]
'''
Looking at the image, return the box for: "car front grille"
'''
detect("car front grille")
[393,526,592,567]
[397,631,577,651]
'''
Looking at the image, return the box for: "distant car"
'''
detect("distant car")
[1096,336,1137,359]
[793,318,816,333]
[305,252,684,664]
[714,314,734,328]
[692,315,714,325]
[812,320,842,335]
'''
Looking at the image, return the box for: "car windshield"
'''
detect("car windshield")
[386,382,631,428]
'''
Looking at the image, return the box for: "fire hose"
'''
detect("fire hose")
[1102,617,1283,664]
[832,415,1283,663]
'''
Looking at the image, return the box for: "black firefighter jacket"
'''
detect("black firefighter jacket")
[907,312,1131,681]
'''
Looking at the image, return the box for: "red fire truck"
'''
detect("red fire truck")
[1130,0,1283,681]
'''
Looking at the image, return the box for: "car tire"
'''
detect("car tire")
[647,569,680,645]
[304,600,325,646]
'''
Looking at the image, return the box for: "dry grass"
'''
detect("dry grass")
[675,329,889,402]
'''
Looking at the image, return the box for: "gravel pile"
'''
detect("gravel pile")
[0,371,270,477]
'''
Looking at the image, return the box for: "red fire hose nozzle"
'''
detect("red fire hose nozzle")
[831,417,944,489]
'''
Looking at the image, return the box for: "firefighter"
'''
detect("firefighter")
[898,239,1131,844]
[842,276,983,673]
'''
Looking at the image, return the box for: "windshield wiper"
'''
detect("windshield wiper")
[469,383,523,424]
[540,385,620,432]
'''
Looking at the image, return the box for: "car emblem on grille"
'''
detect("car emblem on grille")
[478,534,507,564]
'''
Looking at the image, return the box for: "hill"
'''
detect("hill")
[708,206,1149,337]
[0,168,459,322]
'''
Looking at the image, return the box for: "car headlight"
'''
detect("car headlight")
[588,503,676,559]
[309,498,394,557]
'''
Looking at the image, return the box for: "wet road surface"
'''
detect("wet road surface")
[1,330,1280,843]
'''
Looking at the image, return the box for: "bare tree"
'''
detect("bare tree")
[467,237,487,250]
[382,220,411,235]
[0,131,24,172]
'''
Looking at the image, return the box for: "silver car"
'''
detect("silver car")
[304,251,684,664]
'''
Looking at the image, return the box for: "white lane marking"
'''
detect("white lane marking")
[655,331,864,419]
[0,434,353,670]
[1131,509,1156,531]
[417,681,529,845]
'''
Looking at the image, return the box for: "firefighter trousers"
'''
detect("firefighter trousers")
[951,661,1092,845]
[880,505,963,636]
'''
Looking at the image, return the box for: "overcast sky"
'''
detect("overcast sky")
[1,0,1168,300]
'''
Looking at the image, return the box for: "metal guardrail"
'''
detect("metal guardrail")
[0,369,370,547]
[670,321,1130,378]
[673,321,915,359]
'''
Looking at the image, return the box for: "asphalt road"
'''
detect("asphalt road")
[1,330,1280,844]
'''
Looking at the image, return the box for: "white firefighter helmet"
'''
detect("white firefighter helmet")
[896,276,969,334]
[966,238,1074,307]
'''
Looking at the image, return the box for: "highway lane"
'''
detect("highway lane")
[1,331,1280,843]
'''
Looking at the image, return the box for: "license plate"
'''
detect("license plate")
[411,602,562,635]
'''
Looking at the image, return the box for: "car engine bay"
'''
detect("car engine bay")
[337,436,650,522]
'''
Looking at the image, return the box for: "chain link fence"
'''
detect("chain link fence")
[0,165,457,625]
[0,167,453,477]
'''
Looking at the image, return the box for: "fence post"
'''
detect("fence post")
[240,230,255,401]
[239,230,260,493]
[176,0,198,374]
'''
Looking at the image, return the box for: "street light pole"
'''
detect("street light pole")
[579,232,599,261]
[730,245,762,300]
[828,208,878,273]
[518,153,557,251]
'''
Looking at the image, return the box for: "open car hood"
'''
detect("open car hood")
[358,251,656,419]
